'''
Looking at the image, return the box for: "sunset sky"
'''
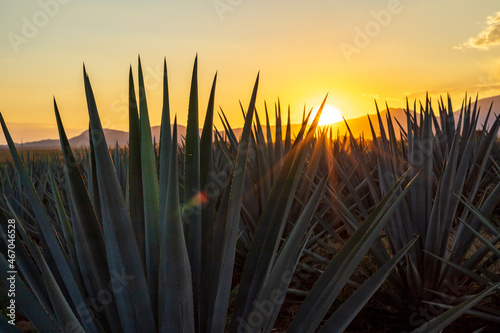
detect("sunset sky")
[1,0,500,144]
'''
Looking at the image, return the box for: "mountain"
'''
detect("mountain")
[2,95,499,149]
[3,126,189,150]
[18,129,131,149]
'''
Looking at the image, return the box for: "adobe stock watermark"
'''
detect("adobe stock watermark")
[340,0,407,64]
[213,0,243,21]
[235,268,295,332]
[401,276,469,332]
[7,0,72,54]
[63,268,136,333]
[234,251,332,332]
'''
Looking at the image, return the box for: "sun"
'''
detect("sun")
[312,104,344,126]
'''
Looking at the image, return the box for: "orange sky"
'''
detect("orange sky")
[1,0,500,144]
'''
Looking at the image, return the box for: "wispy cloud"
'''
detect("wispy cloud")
[0,58,14,63]
[455,11,500,50]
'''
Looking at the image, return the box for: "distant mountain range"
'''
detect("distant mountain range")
[3,126,187,149]
[2,95,499,149]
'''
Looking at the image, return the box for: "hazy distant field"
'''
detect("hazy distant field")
[0,148,67,163]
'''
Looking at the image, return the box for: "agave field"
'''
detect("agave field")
[0,57,499,332]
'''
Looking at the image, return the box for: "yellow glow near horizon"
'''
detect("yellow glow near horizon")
[313,104,344,126]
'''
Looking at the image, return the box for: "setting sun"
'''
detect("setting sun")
[312,104,344,126]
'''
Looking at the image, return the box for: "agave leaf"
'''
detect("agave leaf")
[88,125,102,222]
[137,57,161,314]
[199,72,217,328]
[264,102,274,178]
[420,302,500,324]
[319,236,419,333]
[207,172,232,330]
[49,173,74,256]
[159,58,172,218]
[184,56,202,328]
[423,251,490,287]
[113,141,124,191]
[411,283,500,333]
[274,100,283,168]
[210,73,259,332]
[54,99,121,331]
[127,67,145,265]
[253,108,272,205]
[284,105,292,153]
[26,240,85,332]
[253,133,272,210]
[218,110,238,156]
[159,117,195,332]
[83,66,156,332]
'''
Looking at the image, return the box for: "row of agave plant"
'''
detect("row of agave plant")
[0,56,499,332]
